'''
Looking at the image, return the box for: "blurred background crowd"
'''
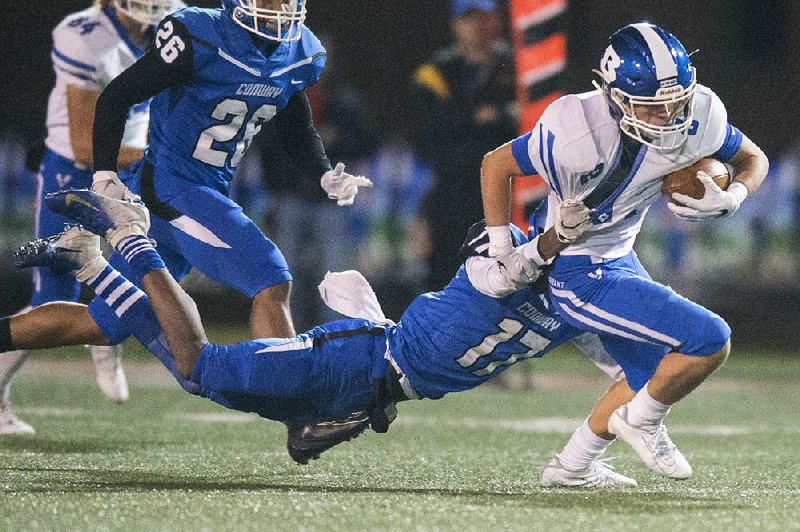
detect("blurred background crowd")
[1,0,799,347]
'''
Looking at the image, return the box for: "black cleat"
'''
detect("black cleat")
[286,412,370,465]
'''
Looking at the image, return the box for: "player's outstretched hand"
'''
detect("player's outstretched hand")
[92,170,140,202]
[320,163,373,207]
[495,249,540,286]
[556,199,592,243]
[668,171,749,222]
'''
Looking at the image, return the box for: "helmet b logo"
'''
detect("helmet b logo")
[600,46,622,82]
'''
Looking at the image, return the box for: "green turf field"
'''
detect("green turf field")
[1,344,799,531]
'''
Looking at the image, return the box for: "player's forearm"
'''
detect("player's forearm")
[728,135,769,196]
[537,228,567,261]
[141,269,208,379]
[94,44,190,171]
[481,142,520,227]
[481,151,512,227]
[93,76,143,171]
[275,92,332,177]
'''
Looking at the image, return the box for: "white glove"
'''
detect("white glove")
[92,170,140,201]
[318,270,392,325]
[494,248,540,287]
[320,163,373,207]
[556,199,592,243]
[667,171,748,222]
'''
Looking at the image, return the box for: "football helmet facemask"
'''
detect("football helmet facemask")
[221,0,307,42]
[114,0,173,26]
[594,22,696,151]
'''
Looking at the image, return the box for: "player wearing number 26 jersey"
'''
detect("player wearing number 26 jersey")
[85,2,371,344]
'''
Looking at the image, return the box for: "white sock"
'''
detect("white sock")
[625,382,671,427]
[557,418,614,471]
[0,350,29,405]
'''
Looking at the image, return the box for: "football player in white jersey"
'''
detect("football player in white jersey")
[480,23,769,484]
[0,0,180,435]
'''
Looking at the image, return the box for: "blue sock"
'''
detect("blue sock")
[116,236,165,284]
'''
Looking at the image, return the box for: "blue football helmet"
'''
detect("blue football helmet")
[221,0,306,42]
[594,23,696,151]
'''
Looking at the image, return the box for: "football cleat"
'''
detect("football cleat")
[46,189,150,248]
[286,412,370,465]
[90,345,129,403]
[14,226,104,281]
[0,401,35,436]
[608,404,692,479]
[540,455,638,488]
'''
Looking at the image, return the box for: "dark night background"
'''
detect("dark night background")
[1,1,799,348]
[2,1,799,155]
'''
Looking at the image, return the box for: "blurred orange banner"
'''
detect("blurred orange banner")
[509,0,567,229]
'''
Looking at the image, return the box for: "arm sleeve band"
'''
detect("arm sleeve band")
[93,17,194,171]
[272,92,333,177]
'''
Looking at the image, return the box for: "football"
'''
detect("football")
[662,158,731,200]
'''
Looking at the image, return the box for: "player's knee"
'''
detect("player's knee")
[702,315,731,358]
[708,338,731,370]
[683,312,730,359]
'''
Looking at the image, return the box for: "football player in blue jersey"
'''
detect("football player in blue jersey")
[480,23,769,481]
[0,0,181,435]
[81,0,372,350]
[4,189,695,487]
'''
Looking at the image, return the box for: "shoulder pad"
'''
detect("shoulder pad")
[168,6,218,31]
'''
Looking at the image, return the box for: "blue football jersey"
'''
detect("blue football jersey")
[146,7,325,194]
[389,266,581,399]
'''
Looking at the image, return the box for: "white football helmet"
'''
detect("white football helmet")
[222,0,307,42]
[114,0,173,26]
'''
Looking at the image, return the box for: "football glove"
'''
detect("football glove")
[92,170,140,201]
[493,248,540,286]
[667,171,749,221]
[483,222,539,286]
[555,199,592,243]
[320,163,373,207]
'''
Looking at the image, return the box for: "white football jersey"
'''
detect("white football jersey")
[44,4,182,163]
[521,84,729,258]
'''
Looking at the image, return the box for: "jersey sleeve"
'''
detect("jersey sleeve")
[51,23,102,91]
[512,108,577,201]
[151,15,195,77]
[702,91,743,163]
[697,88,732,159]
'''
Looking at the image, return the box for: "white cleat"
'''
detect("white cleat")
[45,189,150,248]
[91,345,129,403]
[541,455,638,488]
[608,404,692,479]
[0,401,35,436]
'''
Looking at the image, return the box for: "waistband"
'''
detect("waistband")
[555,251,635,267]
[385,342,419,401]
